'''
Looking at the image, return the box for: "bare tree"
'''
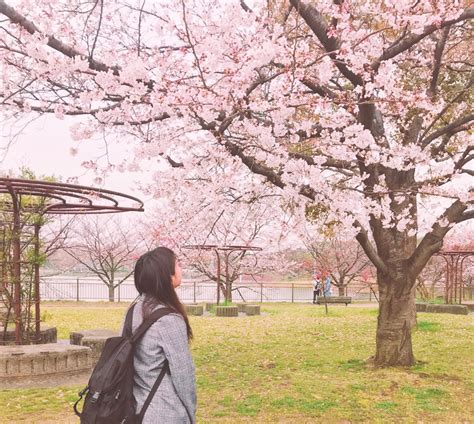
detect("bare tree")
[64,216,143,302]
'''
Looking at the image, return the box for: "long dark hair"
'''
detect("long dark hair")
[134,247,193,341]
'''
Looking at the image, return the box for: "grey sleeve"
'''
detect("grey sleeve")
[156,314,197,423]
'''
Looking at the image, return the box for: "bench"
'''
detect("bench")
[315,296,352,306]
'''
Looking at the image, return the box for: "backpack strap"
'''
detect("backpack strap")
[130,307,173,343]
[136,360,170,423]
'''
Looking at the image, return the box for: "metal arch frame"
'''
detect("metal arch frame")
[182,244,262,304]
[434,250,474,304]
[0,177,144,214]
[0,177,144,344]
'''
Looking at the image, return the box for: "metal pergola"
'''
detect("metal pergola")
[0,177,144,344]
[434,250,474,304]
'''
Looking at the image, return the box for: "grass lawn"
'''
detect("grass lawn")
[0,302,472,423]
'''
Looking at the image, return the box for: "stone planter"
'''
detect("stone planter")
[416,303,427,312]
[185,304,204,316]
[204,302,215,312]
[425,304,468,315]
[70,329,117,366]
[0,326,57,345]
[237,304,247,313]
[245,305,261,316]
[0,343,91,380]
[216,306,238,317]
[70,329,117,345]
[464,303,474,312]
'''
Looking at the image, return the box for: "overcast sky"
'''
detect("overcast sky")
[0,114,152,198]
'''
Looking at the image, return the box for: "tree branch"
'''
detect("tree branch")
[299,78,337,99]
[0,0,113,74]
[410,199,469,276]
[240,0,252,13]
[373,8,474,71]
[289,0,363,86]
[421,113,474,148]
[289,151,356,172]
[457,210,474,223]
[421,75,474,145]
[454,146,474,170]
[429,26,450,96]
[354,221,389,275]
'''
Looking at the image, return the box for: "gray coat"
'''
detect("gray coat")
[128,297,197,423]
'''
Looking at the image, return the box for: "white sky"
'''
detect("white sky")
[0,114,156,206]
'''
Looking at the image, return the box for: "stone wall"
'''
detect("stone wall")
[0,326,57,345]
[416,303,469,315]
[0,343,91,380]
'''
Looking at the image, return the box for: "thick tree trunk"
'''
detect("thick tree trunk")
[108,285,115,302]
[338,286,345,296]
[375,272,416,366]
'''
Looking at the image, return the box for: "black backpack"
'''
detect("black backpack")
[74,304,172,424]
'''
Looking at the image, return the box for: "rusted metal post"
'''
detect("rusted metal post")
[460,255,470,303]
[439,255,451,304]
[34,222,41,341]
[215,249,221,305]
[7,184,22,344]
[224,252,230,303]
[453,256,459,303]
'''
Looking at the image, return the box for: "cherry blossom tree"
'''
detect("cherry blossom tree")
[304,234,370,296]
[1,0,473,365]
[148,179,294,302]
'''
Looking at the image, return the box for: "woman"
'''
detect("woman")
[129,247,196,423]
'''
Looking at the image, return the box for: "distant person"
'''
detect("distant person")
[324,275,332,297]
[312,275,322,304]
[128,247,196,423]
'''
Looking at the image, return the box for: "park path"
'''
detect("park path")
[1,368,90,389]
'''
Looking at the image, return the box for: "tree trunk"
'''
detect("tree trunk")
[225,281,232,303]
[375,272,416,366]
[108,285,115,302]
[338,286,345,296]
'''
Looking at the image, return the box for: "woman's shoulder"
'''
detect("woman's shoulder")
[158,312,185,325]
[148,312,187,340]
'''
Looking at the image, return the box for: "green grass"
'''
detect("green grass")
[416,320,441,332]
[0,302,472,423]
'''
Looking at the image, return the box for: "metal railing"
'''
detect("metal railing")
[40,276,378,303]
